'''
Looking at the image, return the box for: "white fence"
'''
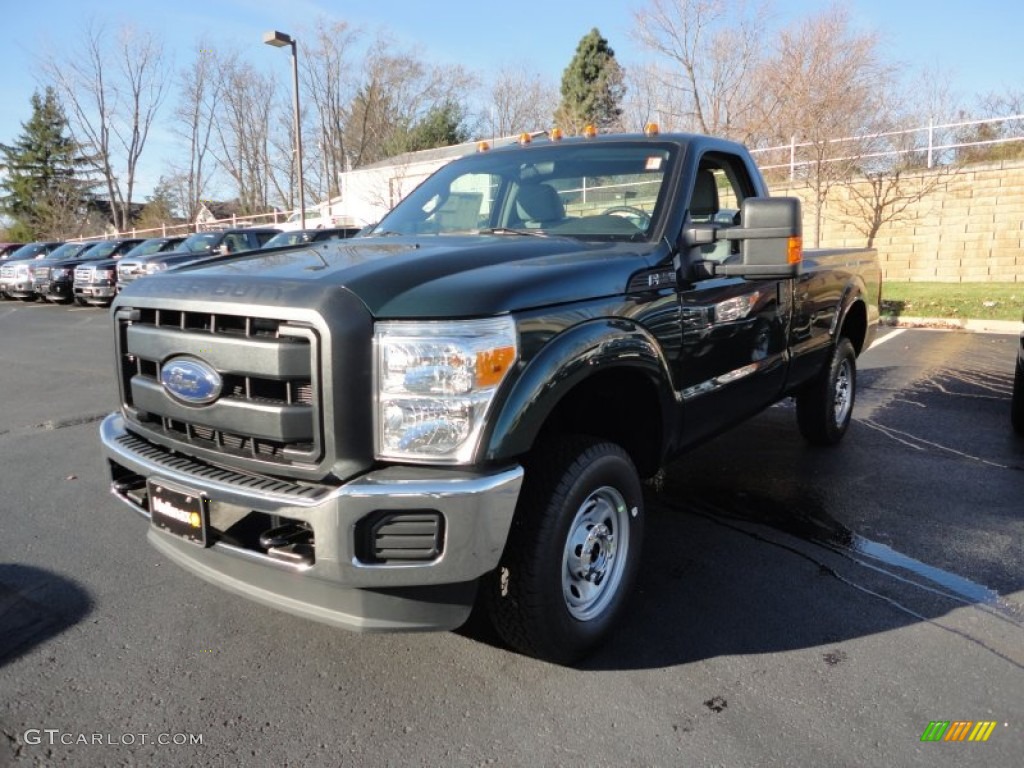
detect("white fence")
[750,113,1024,179]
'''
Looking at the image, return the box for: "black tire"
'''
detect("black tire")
[484,436,644,665]
[74,297,88,306]
[1012,351,1024,435]
[797,337,857,445]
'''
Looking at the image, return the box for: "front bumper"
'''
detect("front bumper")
[100,413,523,632]
[36,279,72,299]
[74,283,117,301]
[1,277,36,297]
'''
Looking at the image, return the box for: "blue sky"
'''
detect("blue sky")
[3,0,1023,197]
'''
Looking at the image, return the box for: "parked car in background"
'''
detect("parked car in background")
[261,227,362,249]
[0,241,63,300]
[116,228,279,291]
[70,238,147,306]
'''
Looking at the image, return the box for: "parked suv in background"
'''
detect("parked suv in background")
[71,238,147,306]
[116,228,279,291]
[0,241,63,300]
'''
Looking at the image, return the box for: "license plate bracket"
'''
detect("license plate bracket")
[148,479,209,547]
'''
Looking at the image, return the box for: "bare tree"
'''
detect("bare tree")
[343,36,477,168]
[758,7,894,246]
[171,40,222,222]
[484,63,559,137]
[42,21,168,232]
[840,167,950,247]
[631,0,771,139]
[209,52,277,213]
[300,20,360,200]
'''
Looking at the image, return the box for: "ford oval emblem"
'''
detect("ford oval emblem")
[160,357,223,405]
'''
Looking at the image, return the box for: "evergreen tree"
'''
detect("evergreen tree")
[555,29,626,134]
[0,88,96,239]
[386,101,471,156]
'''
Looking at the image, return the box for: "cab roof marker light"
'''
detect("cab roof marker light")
[519,133,532,145]
[549,127,564,141]
[476,140,491,152]
[644,122,660,136]
[583,124,598,138]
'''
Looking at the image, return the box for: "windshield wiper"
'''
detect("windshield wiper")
[478,227,551,238]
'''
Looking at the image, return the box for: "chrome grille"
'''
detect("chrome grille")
[0,266,14,280]
[74,265,94,282]
[116,308,323,473]
[32,266,51,281]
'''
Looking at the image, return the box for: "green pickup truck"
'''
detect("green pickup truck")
[100,130,880,663]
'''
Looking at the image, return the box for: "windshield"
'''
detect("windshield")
[42,242,89,260]
[7,243,52,260]
[371,141,676,241]
[85,241,120,259]
[123,238,178,259]
[180,232,222,252]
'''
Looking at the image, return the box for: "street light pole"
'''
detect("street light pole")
[263,30,305,230]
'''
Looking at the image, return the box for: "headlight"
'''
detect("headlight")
[144,262,168,274]
[98,269,115,280]
[375,317,517,463]
[14,265,31,277]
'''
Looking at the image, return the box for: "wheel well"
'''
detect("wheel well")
[841,300,868,355]
[538,368,663,478]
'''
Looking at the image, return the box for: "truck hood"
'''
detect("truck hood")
[122,235,660,318]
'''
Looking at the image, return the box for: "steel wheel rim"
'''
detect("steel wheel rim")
[834,358,853,426]
[561,485,631,621]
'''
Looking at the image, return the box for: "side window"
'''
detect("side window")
[223,234,248,253]
[692,152,753,262]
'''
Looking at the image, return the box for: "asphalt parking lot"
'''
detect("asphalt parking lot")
[1,299,1021,767]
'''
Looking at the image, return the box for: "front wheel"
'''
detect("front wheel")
[1012,351,1024,435]
[797,337,857,445]
[484,436,644,665]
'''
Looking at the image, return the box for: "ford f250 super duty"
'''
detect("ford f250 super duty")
[100,130,880,664]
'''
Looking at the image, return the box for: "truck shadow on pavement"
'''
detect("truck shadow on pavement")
[0,564,93,668]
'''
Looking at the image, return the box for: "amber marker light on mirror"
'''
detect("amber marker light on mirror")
[788,236,803,264]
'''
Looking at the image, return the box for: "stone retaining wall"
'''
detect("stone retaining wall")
[770,159,1024,282]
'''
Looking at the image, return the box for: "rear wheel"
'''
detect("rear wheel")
[797,337,857,445]
[484,436,644,665]
[1012,350,1024,435]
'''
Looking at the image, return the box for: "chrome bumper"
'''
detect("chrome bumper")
[100,413,523,631]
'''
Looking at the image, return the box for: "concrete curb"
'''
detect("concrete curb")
[882,316,1021,335]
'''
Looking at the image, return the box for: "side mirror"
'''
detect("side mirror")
[716,197,802,278]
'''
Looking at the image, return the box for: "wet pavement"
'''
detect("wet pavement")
[0,301,1021,767]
